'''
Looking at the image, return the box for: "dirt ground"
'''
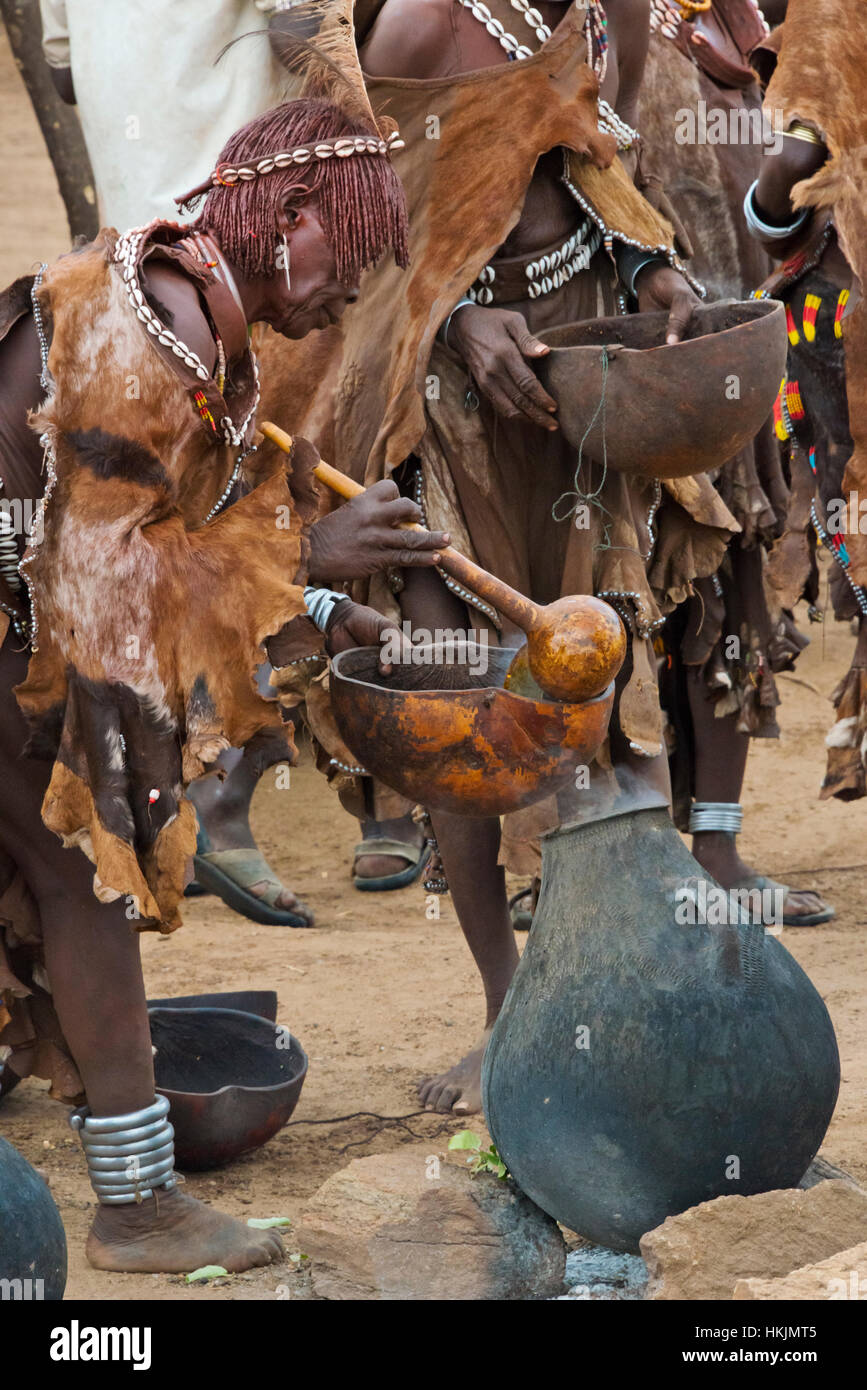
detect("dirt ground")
[1,31,865,1302]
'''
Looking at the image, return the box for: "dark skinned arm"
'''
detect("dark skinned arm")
[604,0,651,179]
[752,131,828,259]
[606,0,700,340]
[360,0,457,79]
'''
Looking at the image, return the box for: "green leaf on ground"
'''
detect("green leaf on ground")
[185,1265,229,1284]
[448,1130,483,1151]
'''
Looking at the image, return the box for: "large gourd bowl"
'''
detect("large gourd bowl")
[536,298,786,478]
[330,643,613,818]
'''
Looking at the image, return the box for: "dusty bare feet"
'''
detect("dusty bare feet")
[418,1029,492,1114]
[86,1188,284,1274]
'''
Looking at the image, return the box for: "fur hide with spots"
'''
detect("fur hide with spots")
[14,235,320,932]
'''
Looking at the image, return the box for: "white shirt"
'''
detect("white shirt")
[39,0,288,230]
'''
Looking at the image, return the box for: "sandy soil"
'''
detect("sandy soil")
[1,30,864,1302]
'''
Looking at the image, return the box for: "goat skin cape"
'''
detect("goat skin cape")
[255,0,739,815]
[12,234,320,933]
[256,0,693,481]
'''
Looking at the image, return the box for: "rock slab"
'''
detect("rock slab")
[298,1146,565,1300]
[641,1181,867,1301]
[733,1240,867,1300]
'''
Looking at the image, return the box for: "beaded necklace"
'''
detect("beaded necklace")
[114,223,262,523]
[457,1,636,149]
[650,0,769,43]
[114,223,260,452]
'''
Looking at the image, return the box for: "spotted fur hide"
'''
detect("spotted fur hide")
[15,236,319,931]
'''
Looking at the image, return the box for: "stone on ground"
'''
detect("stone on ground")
[641,1181,867,1301]
[733,1239,867,1300]
[798,1156,861,1190]
[557,1245,647,1300]
[297,1145,565,1300]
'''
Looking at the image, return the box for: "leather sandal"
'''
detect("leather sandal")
[352,837,431,892]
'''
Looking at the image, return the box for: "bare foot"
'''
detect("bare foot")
[86,1188,284,1274]
[246,875,313,922]
[418,1030,491,1114]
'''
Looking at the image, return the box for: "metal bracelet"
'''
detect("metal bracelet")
[69,1094,169,1134]
[87,1141,175,1172]
[70,1094,177,1204]
[615,245,666,298]
[304,585,349,633]
[440,296,476,351]
[82,1120,172,1152]
[688,801,744,835]
[743,180,809,242]
[783,122,824,147]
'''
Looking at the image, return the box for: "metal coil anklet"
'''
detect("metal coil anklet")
[688,801,744,835]
[70,1094,177,1205]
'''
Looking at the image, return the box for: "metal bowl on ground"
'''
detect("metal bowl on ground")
[536,298,786,478]
[330,643,614,818]
[149,1007,307,1171]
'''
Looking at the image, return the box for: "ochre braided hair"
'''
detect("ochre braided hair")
[190,99,409,285]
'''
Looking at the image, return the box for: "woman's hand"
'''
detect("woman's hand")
[324,600,401,674]
[307,479,450,582]
[634,263,702,344]
[448,305,559,430]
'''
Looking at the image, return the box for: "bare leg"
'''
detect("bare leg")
[188,743,312,921]
[0,637,283,1272]
[418,809,518,1113]
[187,660,312,921]
[401,567,517,1113]
[686,667,827,919]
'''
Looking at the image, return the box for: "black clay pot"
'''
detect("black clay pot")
[482,806,840,1252]
[0,1137,67,1300]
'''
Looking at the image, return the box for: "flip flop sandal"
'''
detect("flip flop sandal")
[509,887,536,932]
[352,838,431,892]
[193,847,315,927]
[735,874,835,928]
[183,879,209,898]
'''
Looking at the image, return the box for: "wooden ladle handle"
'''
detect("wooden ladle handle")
[260,422,538,632]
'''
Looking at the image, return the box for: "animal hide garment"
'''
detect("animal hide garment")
[257,1,741,859]
[765,0,867,586]
[14,234,321,932]
[258,2,687,485]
